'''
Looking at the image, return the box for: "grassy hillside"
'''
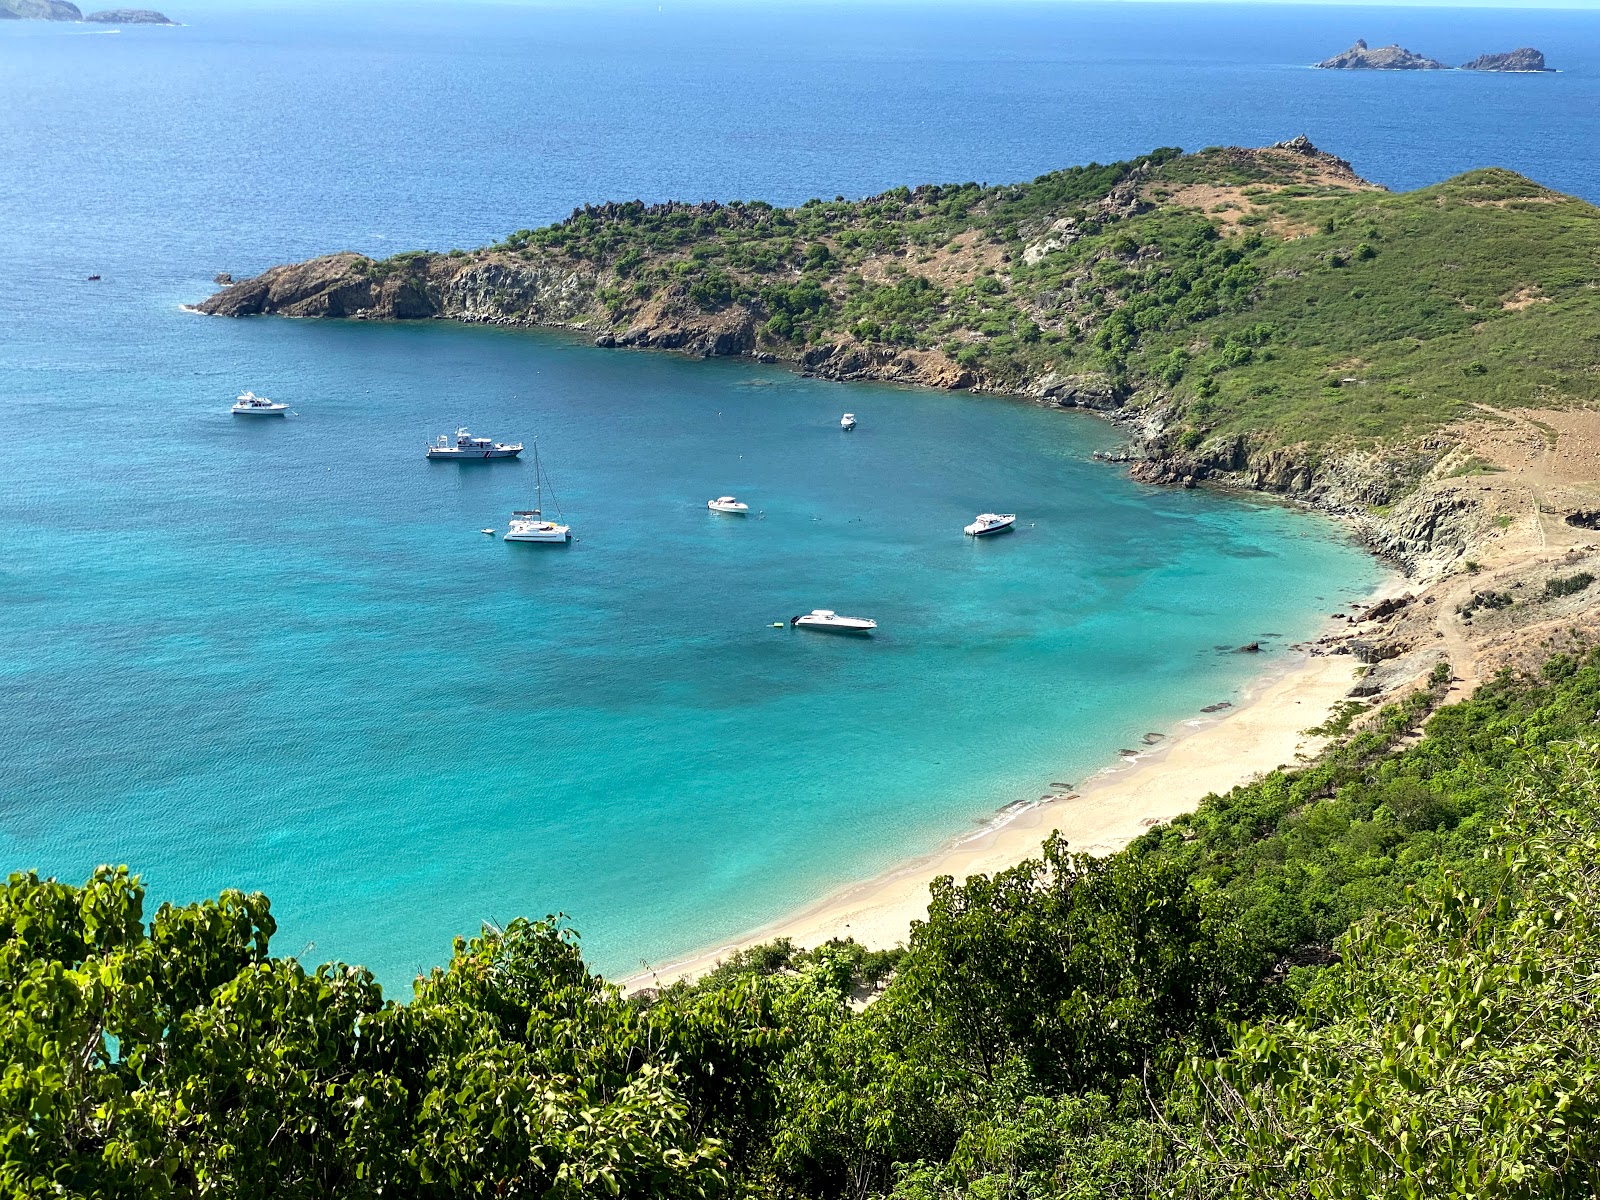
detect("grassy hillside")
[463,143,1600,449]
[214,141,1600,460]
[8,648,1600,1197]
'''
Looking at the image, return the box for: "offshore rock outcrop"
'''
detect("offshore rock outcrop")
[1316,40,1447,70]
[1461,48,1551,72]
[85,8,175,22]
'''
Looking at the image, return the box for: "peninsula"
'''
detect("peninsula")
[202,138,1600,579]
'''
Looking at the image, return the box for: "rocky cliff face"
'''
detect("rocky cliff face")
[196,251,998,392]
[1461,48,1550,72]
[1317,40,1446,70]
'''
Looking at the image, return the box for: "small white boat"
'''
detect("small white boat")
[791,609,876,633]
[964,513,1017,537]
[232,390,289,416]
[503,441,570,543]
[480,528,496,536]
[840,413,857,430]
[708,496,749,514]
[426,427,523,460]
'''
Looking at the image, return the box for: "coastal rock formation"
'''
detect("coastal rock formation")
[1316,40,1446,70]
[1,0,83,18]
[1461,48,1550,72]
[85,8,174,22]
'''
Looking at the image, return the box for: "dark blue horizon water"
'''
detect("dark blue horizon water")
[4,0,1593,985]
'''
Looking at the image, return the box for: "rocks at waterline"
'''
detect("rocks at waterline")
[1461,48,1551,72]
[1317,40,1446,70]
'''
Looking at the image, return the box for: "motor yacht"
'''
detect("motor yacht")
[426,428,523,460]
[840,413,857,430]
[964,513,1017,537]
[791,609,876,633]
[231,390,289,416]
[708,496,749,514]
[503,441,570,543]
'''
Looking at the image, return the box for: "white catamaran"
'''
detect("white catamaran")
[504,442,571,543]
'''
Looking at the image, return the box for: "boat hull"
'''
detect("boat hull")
[427,448,522,460]
[965,517,1017,537]
[505,527,570,543]
[792,617,876,633]
[232,408,287,416]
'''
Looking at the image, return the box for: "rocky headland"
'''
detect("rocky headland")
[1461,48,1551,73]
[1316,40,1445,70]
[197,139,1600,665]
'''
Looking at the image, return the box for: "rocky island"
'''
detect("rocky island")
[1316,39,1445,70]
[1462,47,1551,72]
[0,0,173,19]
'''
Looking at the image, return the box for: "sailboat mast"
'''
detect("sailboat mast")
[534,440,542,516]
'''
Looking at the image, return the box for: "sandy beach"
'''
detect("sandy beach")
[623,641,1368,991]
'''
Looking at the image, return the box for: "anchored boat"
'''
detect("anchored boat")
[708,496,749,514]
[964,513,1017,537]
[426,428,523,460]
[231,390,289,416]
[791,609,876,633]
[504,441,570,543]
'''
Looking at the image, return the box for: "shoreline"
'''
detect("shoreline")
[620,602,1388,992]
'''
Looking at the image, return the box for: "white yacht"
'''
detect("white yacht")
[503,441,570,544]
[708,496,749,514]
[964,513,1017,537]
[791,609,876,633]
[840,413,857,430]
[232,390,289,416]
[426,428,523,460]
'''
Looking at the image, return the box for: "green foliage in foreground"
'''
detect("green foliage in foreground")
[5,649,1600,1197]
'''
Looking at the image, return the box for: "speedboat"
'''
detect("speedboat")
[232,390,289,416]
[426,428,523,460]
[840,413,857,430]
[503,441,570,543]
[791,609,876,633]
[708,496,749,514]
[964,513,1017,537]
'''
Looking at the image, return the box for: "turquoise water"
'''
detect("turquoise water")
[0,314,1379,981]
[12,0,1597,983]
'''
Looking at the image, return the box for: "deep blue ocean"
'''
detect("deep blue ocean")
[3,1,1594,985]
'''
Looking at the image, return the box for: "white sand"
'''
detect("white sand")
[623,647,1361,991]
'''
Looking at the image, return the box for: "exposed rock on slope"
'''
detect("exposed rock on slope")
[1317,40,1446,70]
[1461,48,1550,72]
